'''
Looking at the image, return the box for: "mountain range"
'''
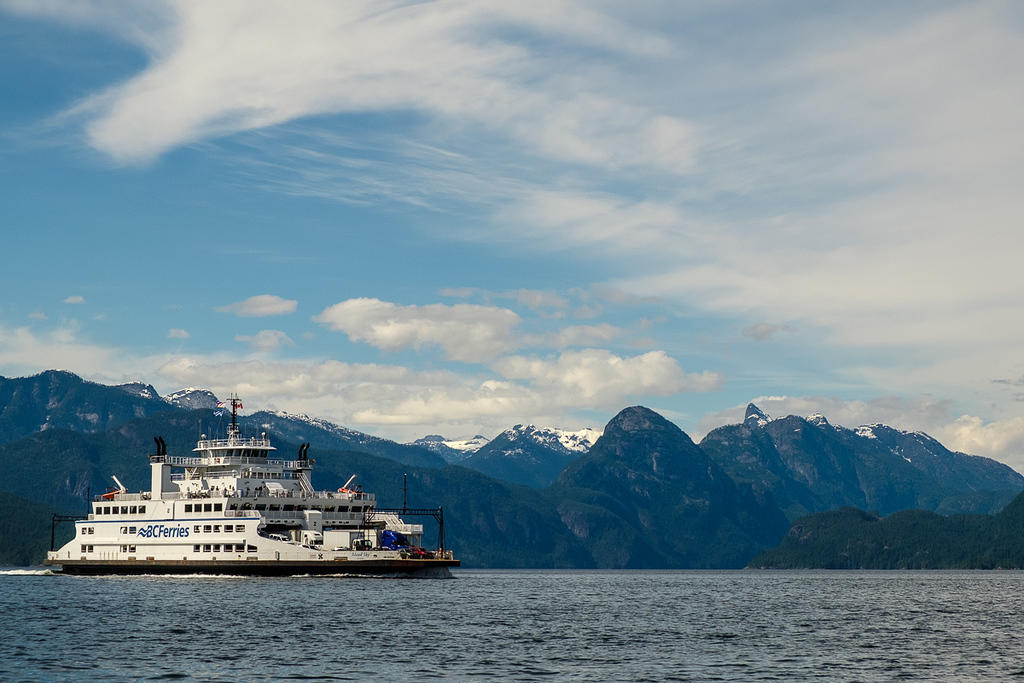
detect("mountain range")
[1,370,1021,568]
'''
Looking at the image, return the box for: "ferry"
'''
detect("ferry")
[45,398,458,577]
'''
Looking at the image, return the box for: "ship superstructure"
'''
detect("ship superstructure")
[46,398,457,576]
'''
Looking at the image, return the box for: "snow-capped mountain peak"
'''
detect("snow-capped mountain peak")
[744,403,771,427]
[502,424,602,453]
[806,412,831,427]
[408,434,491,462]
[165,387,220,410]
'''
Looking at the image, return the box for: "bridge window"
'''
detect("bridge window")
[213,503,223,512]
[139,506,146,514]
[130,506,137,514]
[185,504,193,512]
[204,504,212,512]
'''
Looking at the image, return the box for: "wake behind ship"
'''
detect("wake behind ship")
[45,398,458,576]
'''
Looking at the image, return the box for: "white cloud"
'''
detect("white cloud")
[216,294,297,317]
[0,323,151,383]
[235,329,294,352]
[63,295,85,304]
[155,348,711,440]
[167,328,189,339]
[936,415,1024,472]
[494,349,721,407]
[313,298,520,362]
[28,312,47,320]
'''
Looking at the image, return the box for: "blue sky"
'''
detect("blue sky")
[2,1,1023,464]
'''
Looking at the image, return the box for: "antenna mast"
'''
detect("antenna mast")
[229,394,242,436]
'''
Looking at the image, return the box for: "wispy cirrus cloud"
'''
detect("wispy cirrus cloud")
[8,1,696,171]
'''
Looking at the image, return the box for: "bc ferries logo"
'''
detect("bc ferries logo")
[137,524,190,539]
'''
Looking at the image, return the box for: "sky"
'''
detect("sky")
[2,1,1023,465]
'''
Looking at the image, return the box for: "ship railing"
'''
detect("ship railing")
[159,455,306,469]
[195,437,273,449]
[170,470,301,481]
[224,509,262,518]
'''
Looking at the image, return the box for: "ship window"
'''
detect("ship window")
[214,504,223,512]
[185,504,192,512]
[194,525,201,533]
[283,505,294,512]
[204,504,212,512]
[193,545,200,552]
[247,545,257,552]
[213,544,221,552]
[130,506,137,514]
[103,506,110,514]
[121,545,128,552]
[129,527,136,534]
[338,507,348,512]
[81,544,88,553]
[268,505,280,511]
[255,504,266,511]
[235,544,245,552]
[120,526,128,534]
[213,525,221,533]
[122,506,129,514]
[128,545,136,553]
[88,527,94,534]
[203,544,211,552]
[204,525,212,533]
[139,506,146,514]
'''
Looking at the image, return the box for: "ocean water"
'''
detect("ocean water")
[3,568,1024,681]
